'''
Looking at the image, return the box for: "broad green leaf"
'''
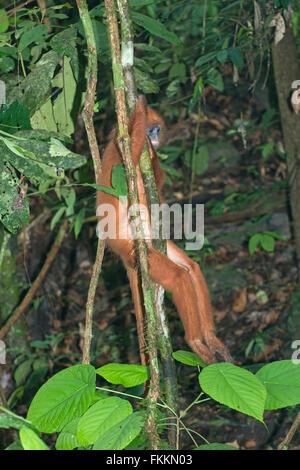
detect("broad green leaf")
[0,9,9,32]
[184,146,209,175]
[96,363,149,387]
[14,359,33,386]
[261,234,275,252]
[195,443,238,450]
[5,440,23,450]
[111,164,128,197]
[50,26,78,58]
[30,99,57,132]
[27,364,96,433]
[18,25,48,51]
[217,50,228,64]
[0,414,17,430]
[132,12,181,46]
[256,360,300,410]
[0,409,30,431]
[249,233,261,255]
[228,47,244,70]
[195,145,210,175]
[168,63,186,81]
[0,101,31,134]
[134,67,160,94]
[19,50,61,115]
[94,164,128,198]
[52,57,77,136]
[19,427,49,450]
[195,51,217,67]
[1,131,86,187]
[207,68,224,92]
[55,418,80,450]
[77,397,132,447]
[172,350,206,367]
[93,412,144,450]
[199,363,266,422]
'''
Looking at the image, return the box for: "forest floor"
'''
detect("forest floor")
[5,80,300,450]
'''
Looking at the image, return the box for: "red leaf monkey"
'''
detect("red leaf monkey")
[96,96,232,365]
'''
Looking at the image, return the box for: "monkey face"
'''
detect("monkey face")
[147,124,161,148]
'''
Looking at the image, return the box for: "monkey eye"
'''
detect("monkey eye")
[147,125,161,141]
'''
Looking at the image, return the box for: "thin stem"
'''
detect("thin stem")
[75,0,104,366]
[82,239,105,364]
[116,0,179,449]
[104,0,160,449]
[278,411,300,450]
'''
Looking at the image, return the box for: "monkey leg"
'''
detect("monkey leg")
[109,238,231,364]
[108,239,148,366]
[166,241,232,363]
[147,247,215,364]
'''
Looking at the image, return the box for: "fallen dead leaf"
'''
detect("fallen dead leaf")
[226,440,239,449]
[233,288,247,313]
[213,307,228,323]
[244,439,257,449]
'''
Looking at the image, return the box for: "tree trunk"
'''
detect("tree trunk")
[272,15,300,336]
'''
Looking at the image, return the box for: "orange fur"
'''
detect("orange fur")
[96,96,231,364]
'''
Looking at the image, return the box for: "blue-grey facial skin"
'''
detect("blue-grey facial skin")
[147,125,161,148]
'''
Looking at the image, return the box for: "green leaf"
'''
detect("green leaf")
[0,101,31,134]
[74,208,86,239]
[193,77,204,100]
[62,187,76,217]
[55,418,80,450]
[0,9,9,33]
[77,397,132,447]
[195,443,238,450]
[184,146,209,175]
[30,98,57,132]
[256,360,300,410]
[172,350,206,367]
[132,12,181,46]
[261,141,274,160]
[50,26,77,58]
[195,51,217,67]
[19,427,49,450]
[18,25,48,51]
[27,364,96,432]
[168,63,186,81]
[111,164,128,197]
[93,412,145,450]
[249,233,262,255]
[217,50,228,64]
[50,207,65,231]
[96,363,149,388]
[199,363,266,422]
[228,47,244,70]
[19,50,61,116]
[0,160,30,233]
[0,410,30,430]
[261,233,275,252]
[52,56,77,136]
[207,68,224,92]
[14,359,33,386]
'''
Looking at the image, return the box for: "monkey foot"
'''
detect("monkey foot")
[204,332,233,364]
[188,335,232,365]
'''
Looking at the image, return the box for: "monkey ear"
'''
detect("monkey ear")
[128,95,148,166]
